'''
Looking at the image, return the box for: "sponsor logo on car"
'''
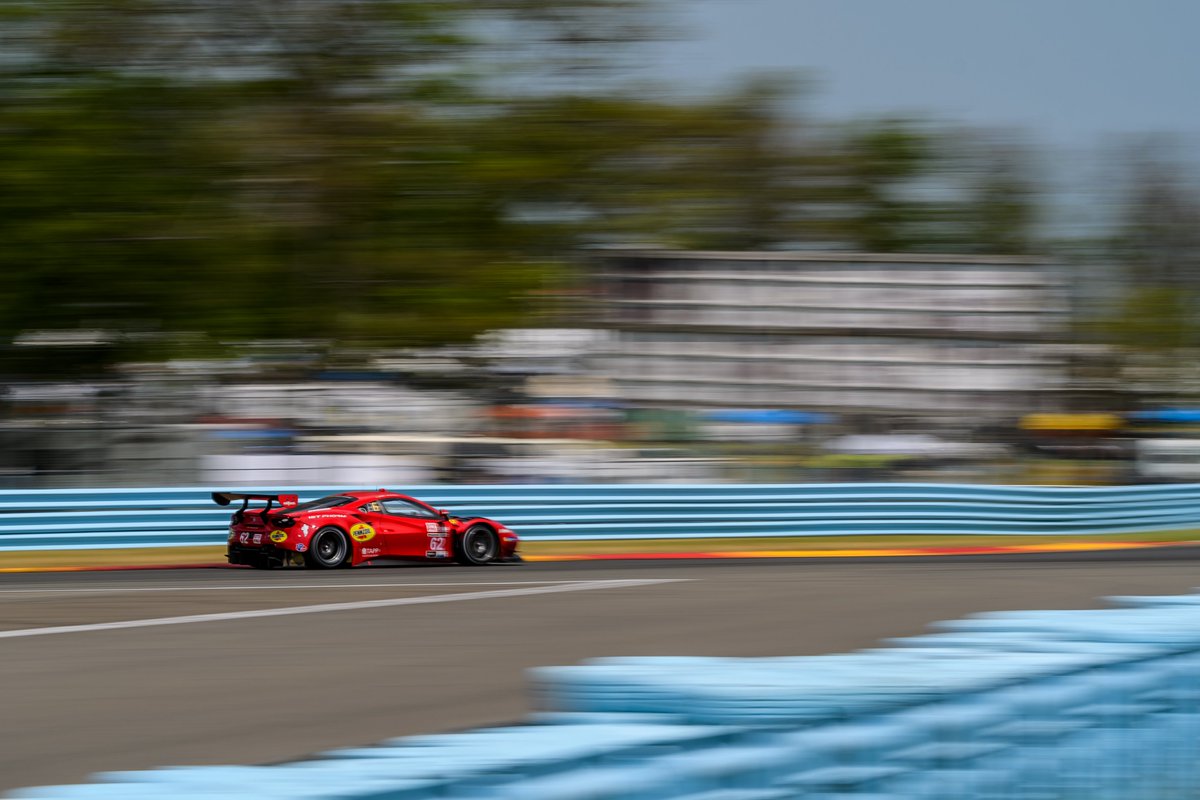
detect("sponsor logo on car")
[360,546,382,558]
[269,531,287,543]
[295,543,307,552]
[252,533,263,544]
[349,523,375,542]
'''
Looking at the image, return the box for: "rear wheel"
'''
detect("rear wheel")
[305,527,350,569]
[456,525,499,566]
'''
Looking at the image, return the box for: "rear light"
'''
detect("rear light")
[273,515,296,528]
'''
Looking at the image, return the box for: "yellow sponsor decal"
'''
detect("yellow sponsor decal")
[349,523,376,542]
[269,530,287,543]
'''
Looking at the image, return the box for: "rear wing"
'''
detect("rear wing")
[212,492,299,510]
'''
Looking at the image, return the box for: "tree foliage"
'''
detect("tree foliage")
[0,0,1042,374]
[1,0,623,361]
[1089,140,1200,365]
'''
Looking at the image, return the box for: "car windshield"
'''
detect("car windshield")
[286,495,354,513]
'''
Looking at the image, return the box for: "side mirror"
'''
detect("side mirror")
[438,509,450,519]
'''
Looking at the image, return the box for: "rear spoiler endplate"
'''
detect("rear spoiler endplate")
[212,492,300,508]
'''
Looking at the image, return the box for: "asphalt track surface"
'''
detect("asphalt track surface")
[3,550,1200,793]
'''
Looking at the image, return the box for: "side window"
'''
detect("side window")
[381,499,439,519]
[358,501,383,513]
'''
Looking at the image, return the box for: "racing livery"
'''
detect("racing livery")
[216,490,519,569]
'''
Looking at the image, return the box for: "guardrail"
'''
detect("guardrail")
[13,592,1200,798]
[1,483,1199,551]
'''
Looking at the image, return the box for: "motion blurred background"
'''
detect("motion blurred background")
[3,0,1199,489]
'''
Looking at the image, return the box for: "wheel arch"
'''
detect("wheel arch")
[453,518,496,538]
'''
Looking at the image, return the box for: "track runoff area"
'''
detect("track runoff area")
[3,553,1200,794]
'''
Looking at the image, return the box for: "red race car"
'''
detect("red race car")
[215,490,520,569]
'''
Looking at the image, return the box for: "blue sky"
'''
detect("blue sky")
[650,0,1199,149]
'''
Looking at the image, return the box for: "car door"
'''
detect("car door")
[348,500,402,559]
[380,497,449,559]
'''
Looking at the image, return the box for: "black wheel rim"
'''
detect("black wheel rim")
[316,531,344,564]
[466,529,496,561]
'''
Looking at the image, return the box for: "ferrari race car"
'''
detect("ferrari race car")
[216,490,520,569]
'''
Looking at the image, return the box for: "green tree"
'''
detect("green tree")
[477,75,848,251]
[0,0,1048,377]
[963,139,1038,255]
[1089,140,1200,391]
[0,0,660,368]
[836,119,933,252]
[0,78,236,352]
[824,121,1040,255]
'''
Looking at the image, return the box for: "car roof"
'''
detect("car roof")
[336,489,420,503]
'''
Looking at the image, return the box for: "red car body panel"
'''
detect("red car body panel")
[220,490,519,568]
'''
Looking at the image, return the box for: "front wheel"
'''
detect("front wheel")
[305,527,350,569]
[456,525,499,566]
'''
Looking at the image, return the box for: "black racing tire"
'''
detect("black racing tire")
[455,524,500,566]
[305,527,350,569]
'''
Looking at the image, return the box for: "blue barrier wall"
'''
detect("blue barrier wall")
[2,483,1200,551]
[14,592,1200,798]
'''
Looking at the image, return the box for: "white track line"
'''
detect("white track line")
[0,581,609,596]
[0,579,687,640]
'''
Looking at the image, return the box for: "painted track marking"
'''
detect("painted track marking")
[0,580,617,597]
[0,578,687,640]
